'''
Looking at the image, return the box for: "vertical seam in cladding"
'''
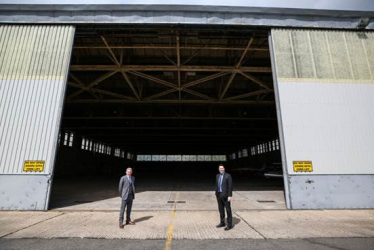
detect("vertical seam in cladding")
[60,26,73,77]
[45,26,66,175]
[0,26,10,74]
[5,25,26,173]
[0,26,13,173]
[0,26,9,173]
[30,26,52,169]
[14,26,37,174]
[15,25,39,174]
[361,36,373,80]
[13,26,36,173]
[7,26,30,174]
[0,26,11,172]
[43,27,64,175]
[1,26,24,173]
[343,32,355,80]
[40,26,61,174]
[0,27,4,160]
[36,26,57,172]
[0,26,14,76]
[29,26,52,164]
[39,26,58,174]
[21,26,48,170]
[324,33,336,79]
[288,31,298,78]
[307,31,317,78]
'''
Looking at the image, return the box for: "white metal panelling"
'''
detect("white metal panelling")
[278,81,374,175]
[0,25,75,175]
[271,29,374,175]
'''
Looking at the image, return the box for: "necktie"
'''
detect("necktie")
[219,174,223,192]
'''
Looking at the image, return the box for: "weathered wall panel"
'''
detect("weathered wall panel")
[0,25,75,210]
[271,29,374,209]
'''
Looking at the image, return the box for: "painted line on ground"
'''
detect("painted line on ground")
[165,192,179,250]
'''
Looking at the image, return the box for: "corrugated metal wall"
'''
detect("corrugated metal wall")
[0,25,74,174]
[0,25,75,210]
[272,29,374,81]
[270,29,374,209]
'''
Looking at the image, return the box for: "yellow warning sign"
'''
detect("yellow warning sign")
[293,161,313,172]
[23,161,45,172]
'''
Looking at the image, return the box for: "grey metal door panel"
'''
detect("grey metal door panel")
[0,25,75,210]
[289,175,374,209]
[270,28,374,209]
[0,175,51,210]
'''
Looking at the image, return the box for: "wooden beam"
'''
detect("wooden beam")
[145,38,177,66]
[182,72,230,89]
[143,88,178,101]
[64,127,276,131]
[223,89,272,101]
[219,73,237,100]
[121,71,141,101]
[73,45,269,51]
[238,71,272,90]
[176,32,182,100]
[69,73,100,99]
[182,89,217,101]
[219,37,255,100]
[236,37,255,68]
[67,71,119,99]
[100,36,120,66]
[70,65,272,73]
[68,82,136,101]
[127,71,178,89]
[182,40,211,66]
[65,99,274,105]
[63,116,276,121]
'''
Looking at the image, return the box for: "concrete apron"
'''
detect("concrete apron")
[0,210,374,240]
[49,190,286,211]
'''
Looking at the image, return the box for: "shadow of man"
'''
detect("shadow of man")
[134,216,153,223]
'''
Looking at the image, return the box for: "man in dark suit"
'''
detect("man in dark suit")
[119,167,136,228]
[215,164,233,230]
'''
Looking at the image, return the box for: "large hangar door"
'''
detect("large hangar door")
[270,29,374,209]
[0,25,75,210]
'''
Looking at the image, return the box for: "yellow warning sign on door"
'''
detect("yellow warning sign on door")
[23,161,45,172]
[293,161,313,172]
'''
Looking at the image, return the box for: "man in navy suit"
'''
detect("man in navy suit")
[215,164,233,230]
[118,167,136,228]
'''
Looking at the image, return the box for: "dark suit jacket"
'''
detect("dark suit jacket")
[215,172,233,197]
[119,175,136,200]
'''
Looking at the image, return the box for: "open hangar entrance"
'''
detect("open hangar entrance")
[51,26,285,209]
[49,24,285,210]
[2,25,373,211]
[1,4,373,212]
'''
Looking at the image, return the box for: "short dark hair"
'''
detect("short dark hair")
[219,164,225,168]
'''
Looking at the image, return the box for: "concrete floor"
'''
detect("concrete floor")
[1,210,373,239]
[49,175,286,211]
[2,238,374,250]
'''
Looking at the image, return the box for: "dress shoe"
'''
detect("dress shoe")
[224,226,232,231]
[119,223,124,229]
[126,220,136,225]
[216,223,225,228]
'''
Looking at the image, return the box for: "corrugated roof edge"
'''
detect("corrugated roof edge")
[0,4,373,17]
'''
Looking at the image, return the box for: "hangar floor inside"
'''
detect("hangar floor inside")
[49,175,285,211]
